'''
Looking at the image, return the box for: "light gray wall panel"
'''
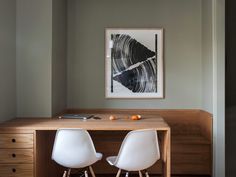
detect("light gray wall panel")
[212,0,225,176]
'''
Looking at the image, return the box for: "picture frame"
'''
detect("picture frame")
[105,28,164,98]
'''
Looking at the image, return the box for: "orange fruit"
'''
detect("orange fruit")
[131,115,141,120]
[109,115,116,120]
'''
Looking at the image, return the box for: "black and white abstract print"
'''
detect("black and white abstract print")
[111,34,157,93]
[105,29,164,98]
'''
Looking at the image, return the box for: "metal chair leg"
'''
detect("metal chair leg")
[139,171,143,177]
[116,169,121,177]
[89,166,96,177]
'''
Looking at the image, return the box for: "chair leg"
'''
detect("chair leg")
[89,166,96,177]
[67,168,71,177]
[116,169,121,177]
[125,172,129,177]
[85,170,89,177]
[144,170,149,177]
[62,171,67,177]
[138,171,143,177]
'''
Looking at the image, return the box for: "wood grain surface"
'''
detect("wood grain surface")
[0,149,33,163]
[0,164,33,177]
[0,134,33,148]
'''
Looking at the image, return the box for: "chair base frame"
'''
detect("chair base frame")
[116,169,150,177]
[62,166,96,177]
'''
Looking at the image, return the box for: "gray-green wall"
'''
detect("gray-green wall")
[16,0,67,117]
[52,0,67,116]
[16,0,52,117]
[67,0,203,109]
[202,0,213,113]
[0,0,16,122]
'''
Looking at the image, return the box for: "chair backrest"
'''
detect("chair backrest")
[51,129,98,168]
[115,129,160,171]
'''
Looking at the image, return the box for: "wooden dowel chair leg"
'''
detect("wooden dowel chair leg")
[89,166,96,177]
[62,171,67,177]
[116,169,121,177]
[67,168,71,177]
[85,170,89,177]
[139,171,143,177]
[125,172,129,177]
[144,170,149,177]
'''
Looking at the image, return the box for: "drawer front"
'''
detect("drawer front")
[0,164,33,177]
[0,134,33,148]
[0,149,33,163]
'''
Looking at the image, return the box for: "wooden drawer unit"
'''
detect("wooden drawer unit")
[0,149,33,163]
[0,134,33,148]
[0,164,33,177]
[0,133,34,177]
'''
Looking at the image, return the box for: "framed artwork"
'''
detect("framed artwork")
[105,28,164,98]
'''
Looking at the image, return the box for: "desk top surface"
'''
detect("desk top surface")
[0,114,170,132]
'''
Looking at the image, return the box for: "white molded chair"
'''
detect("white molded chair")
[52,129,103,177]
[106,129,160,177]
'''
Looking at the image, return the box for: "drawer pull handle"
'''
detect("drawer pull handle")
[12,168,16,173]
[12,139,16,143]
[12,153,16,158]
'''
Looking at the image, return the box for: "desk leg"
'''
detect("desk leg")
[161,130,171,177]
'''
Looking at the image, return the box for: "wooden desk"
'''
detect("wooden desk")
[0,114,171,177]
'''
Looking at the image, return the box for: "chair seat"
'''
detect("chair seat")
[52,129,103,169]
[105,129,160,172]
[106,156,117,166]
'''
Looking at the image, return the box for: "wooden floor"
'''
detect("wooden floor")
[71,174,210,177]
[96,176,210,177]
[96,175,211,177]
